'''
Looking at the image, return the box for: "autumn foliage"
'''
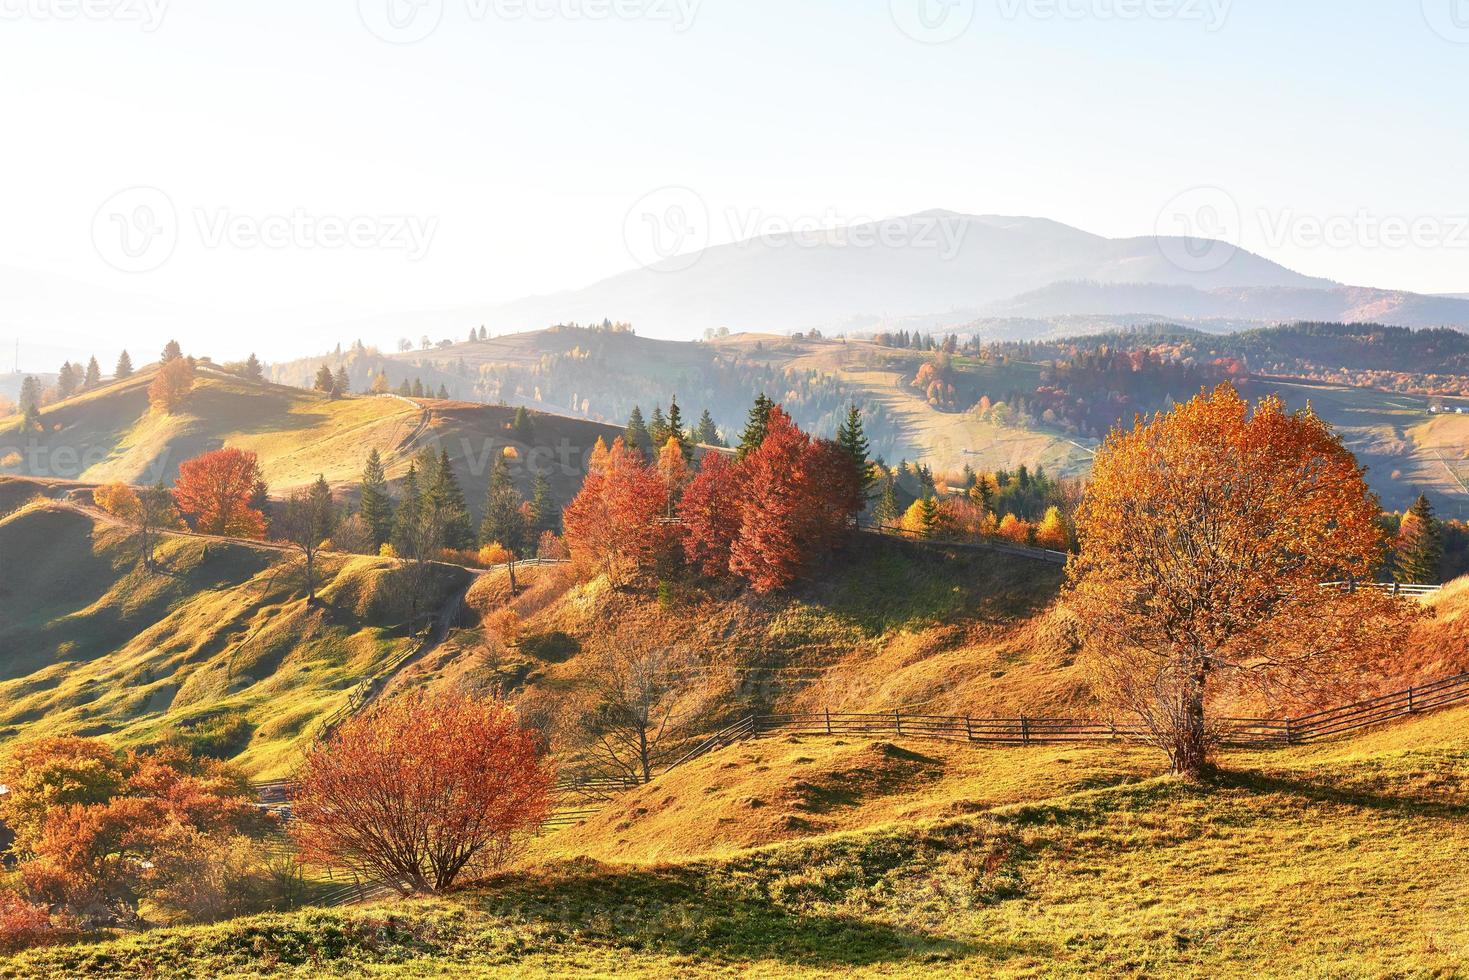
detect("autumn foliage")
[289,689,553,893]
[172,448,267,538]
[561,437,668,586]
[148,357,196,414]
[1065,384,1413,777]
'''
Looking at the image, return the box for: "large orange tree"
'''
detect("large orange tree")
[289,690,552,893]
[1065,384,1411,777]
[172,448,266,538]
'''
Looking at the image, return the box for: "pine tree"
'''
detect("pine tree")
[83,357,101,389]
[161,340,183,363]
[56,362,78,400]
[512,406,534,440]
[436,383,449,399]
[411,379,425,398]
[835,403,874,503]
[648,405,669,449]
[333,366,351,395]
[694,409,720,446]
[397,379,412,396]
[114,350,134,380]
[529,471,557,536]
[873,477,899,527]
[736,393,774,460]
[313,364,335,392]
[243,353,263,381]
[360,448,395,549]
[468,327,478,344]
[428,448,475,550]
[480,452,527,557]
[390,464,422,556]
[665,396,691,459]
[478,325,488,341]
[1395,494,1442,585]
[624,406,651,455]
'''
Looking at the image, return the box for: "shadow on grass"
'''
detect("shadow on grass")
[471,860,1021,968]
[1213,768,1469,821]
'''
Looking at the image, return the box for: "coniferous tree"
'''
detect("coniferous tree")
[665,396,691,459]
[314,364,335,392]
[436,384,449,399]
[390,464,423,557]
[512,406,534,440]
[243,353,263,381]
[1395,494,1442,585]
[161,340,183,363]
[694,409,720,446]
[529,471,557,537]
[333,366,351,395]
[873,476,900,527]
[83,357,101,389]
[478,325,488,341]
[360,449,395,549]
[114,350,134,380]
[56,362,78,400]
[648,405,669,449]
[835,402,874,504]
[624,406,651,455]
[397,379,412,396]
[736,393,774,460]
[428,448,475,550]
[411,379,425,399]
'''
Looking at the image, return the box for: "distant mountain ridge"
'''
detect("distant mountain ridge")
[327,211,1469,342]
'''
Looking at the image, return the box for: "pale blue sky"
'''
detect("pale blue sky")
[2,0,1467,358]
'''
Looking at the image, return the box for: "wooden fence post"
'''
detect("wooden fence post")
[1020,716,1031,746]
[1408,687,1417,713]
[825,707,832,735]
[965,715,973,741]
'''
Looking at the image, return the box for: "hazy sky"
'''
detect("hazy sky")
[2,0,1468,361]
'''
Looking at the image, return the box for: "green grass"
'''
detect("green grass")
[0,501,467,777]
[10,706,1467,978]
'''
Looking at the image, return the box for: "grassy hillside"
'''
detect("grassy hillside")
[0,366,621,508]
[0,497,467,777]
[10,702,1467,977]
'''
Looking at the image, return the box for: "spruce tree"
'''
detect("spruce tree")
[835,402,874,502]
[390,464,422,556]
[428,448,475,550]
[84,357,101,389]
[480,453,527,555]
[244,353,263,381]
[333,366,351,395]
[161,340,182,362]
[529,471,557,536]
[398,379,412,396]
[665,395,691,459]
[1395,494,1442,585]
[411,379,425,398]
[436,384,449,399]
[512,406,534,440]
[56,362,78,399]
[694,409,720,446]
[314,364,335,392]
[648,405,669,449]
[873,477,899,527]
[737,393,774,459]
[115,350,134,380]
[360,448,395,549]
[624,406,651,455]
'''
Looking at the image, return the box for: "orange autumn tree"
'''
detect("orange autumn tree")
[562,437,667,586]
[1065,384,1412,778]
[172,448,267,538]
[289,689,553,893]
[148,357,196,414]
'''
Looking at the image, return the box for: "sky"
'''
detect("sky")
[2,0,1468,364]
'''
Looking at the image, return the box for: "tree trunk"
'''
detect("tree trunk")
[1172,662,1209,779]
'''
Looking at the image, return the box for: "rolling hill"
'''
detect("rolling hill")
[0,363,623,511]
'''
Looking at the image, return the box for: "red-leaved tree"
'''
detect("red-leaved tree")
[562,437,668,587]
[173,448,267,538]
[678,451,743,577]
[729,407,818,592]
[289,689,553,893]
